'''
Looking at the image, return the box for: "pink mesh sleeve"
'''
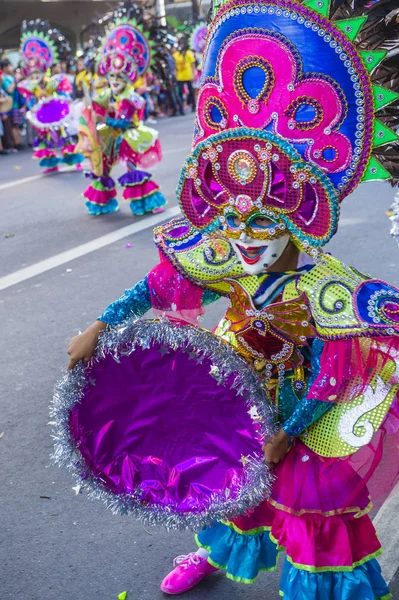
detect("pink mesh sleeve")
[147,254,205,326]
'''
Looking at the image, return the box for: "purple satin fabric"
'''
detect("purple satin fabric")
[69,343,262,513]
[269,163,286,202]
[84,173,115,188]
[118,169,151,186]
[167,224,191,239]
[35,99,70,124]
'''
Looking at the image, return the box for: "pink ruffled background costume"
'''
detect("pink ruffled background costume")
[29,75,84,172]
[18,20,84,173]
[81,15,167,216]
[82,88,166,216]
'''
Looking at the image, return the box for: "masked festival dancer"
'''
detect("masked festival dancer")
[64,1,399,598]
[79,8,167,216]
[18,19,83,173]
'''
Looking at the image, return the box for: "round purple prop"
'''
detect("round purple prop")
[52,320,274,530]
[29,98,70,129]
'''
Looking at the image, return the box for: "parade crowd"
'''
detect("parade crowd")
[0,35,201,155]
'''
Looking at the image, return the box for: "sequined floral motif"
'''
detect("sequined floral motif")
[235,195,254,214]
[233,56,275,113]
[203,96,228,131]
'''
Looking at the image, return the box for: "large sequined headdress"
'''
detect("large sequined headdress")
[177,0,399,251]
[96,12,152,85]
[20,19,72,75]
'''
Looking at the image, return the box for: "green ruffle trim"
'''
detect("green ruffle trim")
[220,520,273,536]
[269,532,385,573]
[280,592,392,598]
[91,179,115,192]
[280,595,392,599]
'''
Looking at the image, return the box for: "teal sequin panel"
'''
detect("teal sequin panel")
[281,339,333,436]
[202,289,221,306]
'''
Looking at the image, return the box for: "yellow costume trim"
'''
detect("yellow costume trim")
[269,533,384,573]
[269,498,373,519]
[220,520,272,536]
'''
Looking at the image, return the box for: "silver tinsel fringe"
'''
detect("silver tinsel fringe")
[390,190,399,247]
[50,318,276,531]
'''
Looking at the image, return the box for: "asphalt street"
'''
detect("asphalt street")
[1,113,398,600]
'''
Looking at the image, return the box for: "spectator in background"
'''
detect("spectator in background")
[134,74,156,124]
[164,50,184,117]
[65,61,75,87]
[173,39,196,113]
[60,60,68,75]
[74,57,91,100]
[0,88,9,155]
[0,59,24,150]
[52,62,62,75]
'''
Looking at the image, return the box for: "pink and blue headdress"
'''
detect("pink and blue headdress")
[20,19,72,75]
[96,13,153,85]
[177,0,399,251]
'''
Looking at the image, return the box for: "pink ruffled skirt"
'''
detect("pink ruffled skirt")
[196,440,391,599]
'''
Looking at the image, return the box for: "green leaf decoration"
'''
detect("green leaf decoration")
[303,0,331,18]
[360,50,387,74]
[166,15,182,28]
[335,16,368,42]
[373,120,399,148]
[362,156,391,182]
[373,85,399,111]
[118,593,127,600]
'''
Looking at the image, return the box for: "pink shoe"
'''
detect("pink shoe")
[160,553,218,595]
[76,163,83,171]
[43,167,59,174]
[152,207,165,214]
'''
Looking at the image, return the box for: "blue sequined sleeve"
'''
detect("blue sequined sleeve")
[282,338,333,437]
[99,276,152,325]
[98,277,221,325]
[282,398,332,437]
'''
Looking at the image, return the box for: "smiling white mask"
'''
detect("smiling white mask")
[108,74,126,96]
[230,232,290,275]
